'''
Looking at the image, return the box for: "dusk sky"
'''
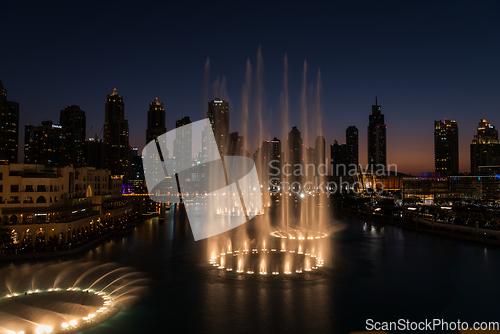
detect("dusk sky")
[2,0,499,175]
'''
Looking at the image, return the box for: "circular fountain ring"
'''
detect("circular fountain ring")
[204,229,329,281]
[0,288,119,334]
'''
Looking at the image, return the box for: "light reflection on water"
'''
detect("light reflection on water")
[4,206,500,334]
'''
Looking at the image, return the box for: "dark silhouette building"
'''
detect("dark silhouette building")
[24,124,36,164]
[207,98,229,156]
[434,119,459,176]
[25,121,67,166]
[367,98,386,172]
[288,126,303,166]
[331,126,358,176]
[228,132,244,156]
[60,105,86,167]
[146,97,166,145]
[346,126,359,169]
[0,81,20,163]
[470,119,500,175]
[103,88,129,176]
[86,137,103,169]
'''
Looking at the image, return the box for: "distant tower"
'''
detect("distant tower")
[346,126,359,172]
[24,124,36,164]
[146,97,166,144]
[103,88,130,176]
[367,97,386,172]
[434,119,459,176]
[0,81,20,163]
[174,116,192,173]
[207,98,229,156]
[288,126,303,166]
[470,119,500,175]
[60,105,86,167]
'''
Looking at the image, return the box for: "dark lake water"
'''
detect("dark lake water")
[4,206,499,333]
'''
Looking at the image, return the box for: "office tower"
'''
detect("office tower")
[60,105,86,167]
[86,137,103,169]
[103,88,130,176]
[24,124,36,164]
[174,116,192,173]
[0,81,20,163]
[28,121,67,166]
[146,97,166,144]
[470,119,500,175]
[346,126,359,171]
[207,98,229,155]
[288,126,303,166]
[228,132,244,156]
[434,119,459,176]
[129,147,144,187]
[314,136,325,167]
[332,126,359,176]
[331,141,349,176]
[367,97,386,172]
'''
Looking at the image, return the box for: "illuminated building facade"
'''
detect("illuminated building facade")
[0,80,20,164]
[367,98,386,172]
[207,98,229,155]
[434,119,459,176]
[146,97,166,145]
[470,119,500,175]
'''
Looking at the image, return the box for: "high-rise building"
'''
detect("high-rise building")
[26,121,67,166]
[60,105,86,167]
[314,136,325,166]
[470,119,500,175]
[288,126,303,166]
[207,98,229,155]
[367,98,386,172]
[434,119,459,176]
[228,132,244,156]
[346,126,359,170]
[174,116,192,173]
[86,137,103,169]
[332,126,358,176]
[0,81,20,163]
[103,88,130,176]
[331,140,349,176]
[146,97,166,144]
[24,125,36,164]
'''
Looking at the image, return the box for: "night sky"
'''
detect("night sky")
[1,0,499,175]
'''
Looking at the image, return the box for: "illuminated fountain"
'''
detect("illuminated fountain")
[0,262,148,334]
[205,51,342,280]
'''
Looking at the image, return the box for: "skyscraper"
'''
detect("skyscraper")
[26,121,67,166]
[103,88,130,176]
[332,126,359,176]
[60,105,86,167]
[346,126,359,170]
[228,132,244,156]
[0,81,19,163]
[146,97,166,144]
[434,119,459,176]
[470,119,500,175]
[288,126,303,167]
[367,98,386,172]
[24,124,36,164]
[174,116,192,173]
[207,98,229,156]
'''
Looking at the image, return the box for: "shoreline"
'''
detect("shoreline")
[337,207,500,246]
[0,216,148,262]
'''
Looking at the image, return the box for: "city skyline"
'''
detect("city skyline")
[7,79,500,176]
[1,2,500,175]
